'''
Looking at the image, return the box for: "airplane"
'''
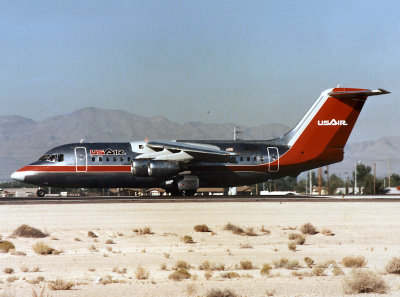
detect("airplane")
[11,87,390,197]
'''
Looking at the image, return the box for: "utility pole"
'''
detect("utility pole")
[309,170,312,195]
[373,162,376,195]
[318,167,322,195]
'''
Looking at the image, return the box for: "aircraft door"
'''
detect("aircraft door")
[267,147,279,172]
[74,147,87,172]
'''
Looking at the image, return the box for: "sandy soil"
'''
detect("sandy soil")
[1,201,400,296]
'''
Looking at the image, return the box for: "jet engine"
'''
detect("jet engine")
[131,160,149,177]
[147,160,181,178]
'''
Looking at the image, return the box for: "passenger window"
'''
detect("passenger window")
[254,157,257,161]
[120,157,124,162]
[127,157,131,162]
[99,157,103,162]
[247,157,250,162]
[106,157,109,162]
[92,157,95,162]
[261,156,264,162]
[240,157,243,162]
[113,157,117,162]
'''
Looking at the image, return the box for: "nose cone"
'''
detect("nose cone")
[11,171,25,182]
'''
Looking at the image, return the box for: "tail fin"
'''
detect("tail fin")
[278,87,390,168]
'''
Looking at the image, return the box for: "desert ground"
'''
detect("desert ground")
[1,200,400,296]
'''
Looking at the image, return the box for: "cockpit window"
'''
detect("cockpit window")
[38,154,64,163]
[39,155,50,161]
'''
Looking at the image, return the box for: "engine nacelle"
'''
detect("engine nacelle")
[177,175,199,191]
[147,160,181,178]
[131,160,149,177]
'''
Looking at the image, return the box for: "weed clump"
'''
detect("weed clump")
[182,235,194,244]
[288,233,306,245]
[206,288,238,297]
[49,279,74,290]
[133,227,153,235]
[105,239,115,244]
[87,231,98,238]
[240,260,253,270]
[333,267,344,276]
[221,272,240,278]
[385,257,400,274]
[169,268,191,281]
[199,261,224,271]
[304,257,315,268]
[342,256,366,268]
[288,241,297,251]
[175,260,191,270]
[194,224,211,232]
[13,224,48,238]
[274,258,289,268]
[321,228,334,236]
[343,269,387,294]
[312,266,325,276]
[32,242,58,255]
[224,223,244,235]
[0,240,15,253]
[3,267,14,274]
[260,263,272,276]
[135,266,149,280]
[300,223,318,235]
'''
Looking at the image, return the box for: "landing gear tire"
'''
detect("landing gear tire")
[184,190,196,196]
[36,189,46,197]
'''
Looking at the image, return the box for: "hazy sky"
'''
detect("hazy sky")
[1,0,399,142]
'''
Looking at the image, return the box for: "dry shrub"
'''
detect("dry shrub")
[113,267,127,274]
[221,272,240,278]
[186,283,197,296]
[13,224,48,238]
[385,257,400,274]
[87,231,98,238]
[175,260,191,270]
[3,267,14,274]
[240,260,253,270]
[205,271,213,280]
[100,275,127,285]
[105,239,115,244]
[7,276,18,282]
[194,224,211,232]
[135,266,149,280]
[333,267,344,276]
[32,266,40,272]
[239,243,253,249]
[342,256,366,268]
[321,228,334,236]
[260,263,272,276]
[224,223,244,235]
[32,242,58,255]
[288,241,297,251]
[304,257,315,268]
[74,237,81,241]
[312,266,325,276]
[259,225,271,235]
[169,268,191,281]
[244,227,258,236]
[300,223,317,235]
[274,258,289,268]
[286,260,300,270]
[133,226,153,235]
[49,279,74,290]
[289,234,306,245]
[160,263,167,270]
[199,261,224,271]
[206,288,238,297]
[319,259,337,268]
[343,269,387,294]
[20,265,29,272]
[0,240,15,253]
[182,235,194,243]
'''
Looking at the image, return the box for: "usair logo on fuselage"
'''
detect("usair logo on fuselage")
[90,149,126,155]
[317,120,348,126]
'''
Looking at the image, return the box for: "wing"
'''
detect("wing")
[134,140,236,163]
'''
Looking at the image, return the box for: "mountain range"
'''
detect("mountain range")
[0,107,399,182]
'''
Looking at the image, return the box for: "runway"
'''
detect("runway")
[1,195,400,205]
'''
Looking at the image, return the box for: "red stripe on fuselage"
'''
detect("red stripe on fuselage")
[17,165,131,172]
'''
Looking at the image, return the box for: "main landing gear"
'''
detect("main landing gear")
[36,188,46,197]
